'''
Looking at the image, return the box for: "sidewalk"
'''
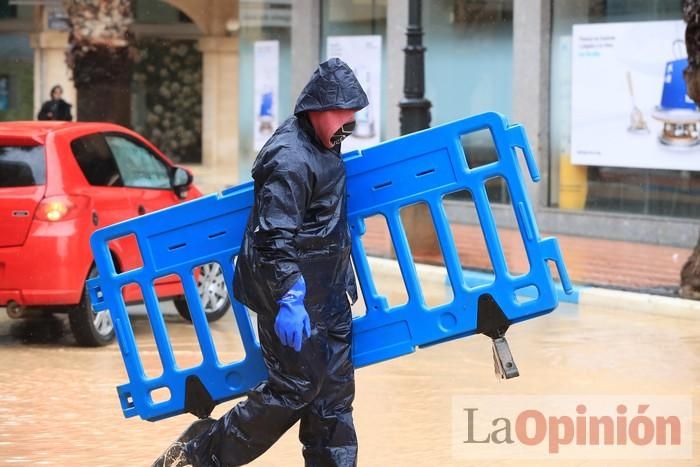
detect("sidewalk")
[186,164,692,296]
[360,217,691,294]
[184,163,237,195]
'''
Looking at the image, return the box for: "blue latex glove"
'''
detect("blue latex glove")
[274,276,311,352]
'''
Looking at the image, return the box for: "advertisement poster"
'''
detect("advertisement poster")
[571,20,700,171]
[326,35,382,152]
[253,40,279,151]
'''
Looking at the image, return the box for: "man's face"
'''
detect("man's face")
[307,109,358,149]
[52,88,63,100]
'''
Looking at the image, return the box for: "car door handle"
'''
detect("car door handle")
[138,205,146,215]
[92,211,99,226]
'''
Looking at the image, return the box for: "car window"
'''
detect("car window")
[71,133,123,187]
[0,145,45,187]
[105,134,171,189]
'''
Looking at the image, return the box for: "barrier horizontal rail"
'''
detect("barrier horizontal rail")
[88,112,572,422]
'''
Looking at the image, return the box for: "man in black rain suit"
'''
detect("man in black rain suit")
[153,57,368,467]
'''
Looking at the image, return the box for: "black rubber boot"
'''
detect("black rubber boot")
[152,418,216,467]
[151,442,191,467]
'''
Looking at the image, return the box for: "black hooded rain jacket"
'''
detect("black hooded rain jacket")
[233,58,369,315]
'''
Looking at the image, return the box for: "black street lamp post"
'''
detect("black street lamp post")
[399,0,436,256]
[399,0,432,135]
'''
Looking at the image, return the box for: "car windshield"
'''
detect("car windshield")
[0,145,46,187]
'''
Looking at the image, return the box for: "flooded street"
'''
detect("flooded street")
[1,276,699,467]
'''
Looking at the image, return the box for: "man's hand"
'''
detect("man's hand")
[274,276,311,351]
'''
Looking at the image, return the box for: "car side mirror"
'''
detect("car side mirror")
[172,166,193,199]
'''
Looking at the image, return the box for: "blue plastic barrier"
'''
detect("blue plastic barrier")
[88,112,572,422]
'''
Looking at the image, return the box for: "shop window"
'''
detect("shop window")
[424,0,513,130]
[549,0,699,219]
[238,1,294,175]
[320,0,388,149]
[0,34,34,122]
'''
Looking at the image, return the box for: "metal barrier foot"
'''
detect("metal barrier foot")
[491,336,519,379]
[477,293,520,379]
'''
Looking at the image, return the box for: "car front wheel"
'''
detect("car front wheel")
[174,262,230,323]
[69,265,115,346]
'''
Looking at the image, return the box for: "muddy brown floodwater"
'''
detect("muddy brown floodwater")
[1,276,699,467]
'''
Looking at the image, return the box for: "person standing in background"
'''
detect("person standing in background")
[37,85,73,121]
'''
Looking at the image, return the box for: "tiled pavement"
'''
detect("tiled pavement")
[359,216,692,293]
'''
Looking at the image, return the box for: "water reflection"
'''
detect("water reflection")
[7,314,67,344]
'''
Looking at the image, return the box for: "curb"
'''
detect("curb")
[366,256,699,318]
[579,287,700,319]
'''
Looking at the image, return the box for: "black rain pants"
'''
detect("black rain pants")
[186,296,357,467]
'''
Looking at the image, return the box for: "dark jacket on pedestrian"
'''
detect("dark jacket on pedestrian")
[37,99,72,121]
[233,58,369,315]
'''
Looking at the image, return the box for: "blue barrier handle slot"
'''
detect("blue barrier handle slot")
[508,125,540,183]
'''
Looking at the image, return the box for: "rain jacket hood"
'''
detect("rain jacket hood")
[293,57,369,115]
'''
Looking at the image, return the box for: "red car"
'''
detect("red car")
[0,122,231,346]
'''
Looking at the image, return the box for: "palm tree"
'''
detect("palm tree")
[681,0,700,300]
[64,0,134,125]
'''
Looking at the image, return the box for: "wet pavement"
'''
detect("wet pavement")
[1,279,699,467]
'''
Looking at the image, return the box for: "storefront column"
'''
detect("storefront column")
[198,36,239,178]
[512,0,550,206]
[291,0,320,98]
[29,31,76,118]
[386,0,408,141]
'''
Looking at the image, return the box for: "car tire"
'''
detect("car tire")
[174,263,230,323]
[68,265,115,346]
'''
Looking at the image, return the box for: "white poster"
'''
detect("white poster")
[571,21,700,171]
[253,40,279,151]
[326,35,382,152]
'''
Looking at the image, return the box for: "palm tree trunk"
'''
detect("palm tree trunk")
[681,1,700,299]
[65,0,134,126]
[680,235,700,299]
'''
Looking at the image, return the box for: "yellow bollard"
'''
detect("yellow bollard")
[558,153,588,210]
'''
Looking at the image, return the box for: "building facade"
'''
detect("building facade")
[240,0,700,248]
[0,0,238,171]
[1,0,697,247]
